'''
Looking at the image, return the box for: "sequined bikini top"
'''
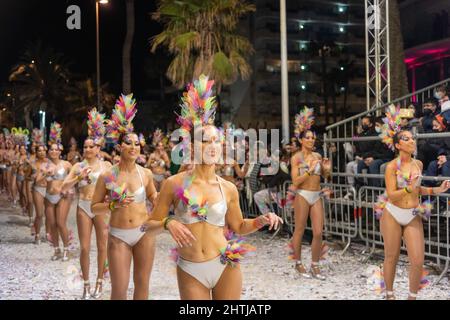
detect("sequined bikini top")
[174,175,227,227]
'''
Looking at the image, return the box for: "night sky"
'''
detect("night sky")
[0,0,162,95]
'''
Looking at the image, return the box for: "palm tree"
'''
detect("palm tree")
[150,0,255,92]
[388,0,409,99]
[8,40,75,129]
[123,0,135,94]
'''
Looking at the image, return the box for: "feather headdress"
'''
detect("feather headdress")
[32,128,44,145]
[380,104,402,152]
[176,74,217,149]
[87,108,106,146]
[48,122,63,149]
[294,106,315,138]
[11,127,30,146]
[106,94,137,143]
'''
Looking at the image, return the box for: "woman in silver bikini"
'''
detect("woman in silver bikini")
[10,144,20,206]
[379,105,450,300]
[31,144,48,244]
[91,94,158,300]
[145,75,282,300]
[16,144,29,214]
[147,140,170,191]
[40,123,73,261]
[290,107,331,280]
[4,140,15,201]
[62,108,111,299]
[24,143,36,228]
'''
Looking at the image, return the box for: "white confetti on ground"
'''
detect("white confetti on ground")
[0,191,448,300]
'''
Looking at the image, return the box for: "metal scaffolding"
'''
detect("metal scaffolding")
[365,0,391,112]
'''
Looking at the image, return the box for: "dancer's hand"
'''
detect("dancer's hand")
[255,213,283,231]
[79,166,92,179]
[322,158,331,171]
[438,180,450,193]
[166,219,197,248]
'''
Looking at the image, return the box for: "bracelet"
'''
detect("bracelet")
[109,201,116,211]
[163,217,173,230]
[253,216,266,229]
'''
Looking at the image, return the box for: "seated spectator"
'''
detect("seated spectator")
[420,99,438,133]
[253,149,290,215]
[354,115,393,189]
[399,105,418,130]
[437,86,450,123]
[418,100,440,168]
[425,115,450,182]
[425,115,450,212]
[420,114,450,174]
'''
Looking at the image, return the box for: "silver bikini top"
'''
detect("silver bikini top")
[173,176,227,227]
[78,162,104,188]
[131,165,146,203]
[396,158,422,189]
[47,163,67,181]
[298,153,321,176]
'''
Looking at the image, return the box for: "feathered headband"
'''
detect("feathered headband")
[176,74,217,143]
[48,122,63,149]
[294,106,315,138]
[380,104,402,152]
[32,128,44,145]
[106,93,137,143]
[11,127,30,146]
[87,108,106,146]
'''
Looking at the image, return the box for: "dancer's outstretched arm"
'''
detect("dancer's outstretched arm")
[225,181,283,236]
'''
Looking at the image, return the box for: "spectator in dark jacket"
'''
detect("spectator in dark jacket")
[417,100,439,168]
[437,85,450,123]
[355,116,393,188]
[425,115,450,184]
[420,99,438,133]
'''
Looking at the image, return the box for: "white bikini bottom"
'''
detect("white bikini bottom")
[78,199,95,219]
[385,202,416,226]
[33,186,46,198]
[296,190,322,206]
[109,225,145,247]
[177,255,227,290]
[45,193,61,205]
[153,174,165,182]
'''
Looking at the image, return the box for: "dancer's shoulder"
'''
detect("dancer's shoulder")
[217,176,238,197]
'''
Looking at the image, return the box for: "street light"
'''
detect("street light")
[96,0,108,111]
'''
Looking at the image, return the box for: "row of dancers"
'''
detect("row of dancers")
[0,74,446,300]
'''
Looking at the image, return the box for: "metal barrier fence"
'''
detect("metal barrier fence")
[324,78,450,186]
[242,176,450,283]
